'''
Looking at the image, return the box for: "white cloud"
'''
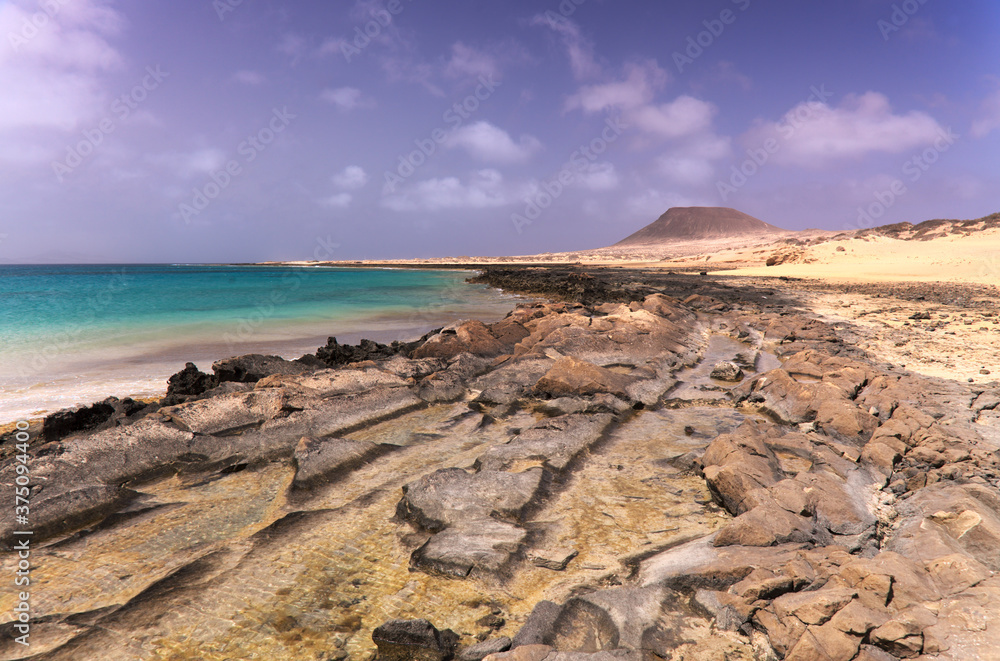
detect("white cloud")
[577,162,619,191]
[276,32,307,61]
[320,87,372,111]
[445,42,499,80]
[564,62,719,149]
[332,165,368,189]
[630,96,715,138]
[530,13,600,80]
[971,89,1000,138]
[443,40,529,81]
[321,193,353,208]
[658,156,715,187]
[0,0,123,133]
[382,169,515,211]
[709,61,752,91]
[148,148,227,179]
[233,70,265,85]
[744,92,947,165]
[565,60,667,113]
[318,37,347,57]
[657,133,731,186]
[626,189,699,219]
[445,121,541,163]
[381,57,443,97]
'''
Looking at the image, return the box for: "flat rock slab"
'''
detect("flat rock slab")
[1,418,198,545]
[161,389,285,435]
[534,356,636,400]
[476,414,615,472]
[288,387,424,438]
[638,534,808,590]
[180,387,425,467]
[292,436,381,488]
[413,519,527,577]
[257,367,409,397]
[400,467,546,531]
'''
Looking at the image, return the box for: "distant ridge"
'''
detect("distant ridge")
[614,207,787,246]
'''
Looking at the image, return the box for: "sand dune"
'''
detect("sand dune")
[713,228,1000,284]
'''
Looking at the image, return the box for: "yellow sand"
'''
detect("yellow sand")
[712,230,1000,285]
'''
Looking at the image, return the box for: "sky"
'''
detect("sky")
[0,0,998,263]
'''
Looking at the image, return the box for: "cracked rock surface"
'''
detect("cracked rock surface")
[1,267,998,661]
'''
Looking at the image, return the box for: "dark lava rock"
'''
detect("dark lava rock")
[41,396,147,441]
[42,401,115,440]
[372,618,458,661]
[211,353,313,383]
[468,268,635,305]
[909,311,931,320]
[315,333,435,367]
[166,362,213,398]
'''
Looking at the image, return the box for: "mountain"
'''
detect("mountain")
[614,207,787,246]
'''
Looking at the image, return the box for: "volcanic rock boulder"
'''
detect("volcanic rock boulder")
[414,320,526,360]
[710,361,744,382]
[533,357,635,400]
[40,396,148,440]
[212,353,313,383]
[315,334,435,367]
[165,361,214,399]
[372,618,458,661]
[700,421,785,516]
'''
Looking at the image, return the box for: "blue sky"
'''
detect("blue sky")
[1,0,998,262]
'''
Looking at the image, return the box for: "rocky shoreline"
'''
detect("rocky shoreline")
[1,267,998,660]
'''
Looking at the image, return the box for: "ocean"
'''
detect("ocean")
[0,264,517,423]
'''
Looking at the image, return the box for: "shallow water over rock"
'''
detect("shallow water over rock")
[668,333,778,402]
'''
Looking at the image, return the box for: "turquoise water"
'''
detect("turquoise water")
[0,265,516,421]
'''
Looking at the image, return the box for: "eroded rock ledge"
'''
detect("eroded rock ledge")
[1,267,997,661]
